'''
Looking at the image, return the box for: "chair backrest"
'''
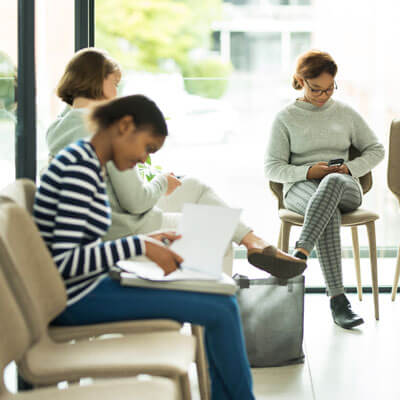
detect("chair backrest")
[0,267,32,394]
[388,119,400,205]
[0,202,67,340]
[0,178,36,214]
[269,145,373,209]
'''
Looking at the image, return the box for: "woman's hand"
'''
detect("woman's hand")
[164,172,182,195]
[307,162,339,180]
[144,236,183,275]
[148,230,182,244]
[337,164,350,175]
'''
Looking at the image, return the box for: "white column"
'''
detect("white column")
[281,30,291,74]
[220,30,231,63]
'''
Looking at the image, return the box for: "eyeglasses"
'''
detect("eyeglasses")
[304,80,338,97]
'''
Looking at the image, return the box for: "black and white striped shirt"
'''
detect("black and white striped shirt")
[34,140,144,305]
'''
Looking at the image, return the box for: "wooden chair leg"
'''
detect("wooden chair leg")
[178,373,192,400]
[277,223,283,250]
[351,226,363,301]
[192,325,210,400]
[281,221,292,253]
[366,222,379,320]
[391,245,400,301]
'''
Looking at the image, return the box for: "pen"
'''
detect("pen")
[161,237,182,270]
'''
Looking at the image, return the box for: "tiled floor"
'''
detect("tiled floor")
[235,257,400,400]
[251,291,400,400]
[4,257,400,399]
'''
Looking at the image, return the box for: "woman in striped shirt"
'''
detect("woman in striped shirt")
[35,95,255,400]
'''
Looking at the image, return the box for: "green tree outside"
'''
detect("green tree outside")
[95,0,232,99]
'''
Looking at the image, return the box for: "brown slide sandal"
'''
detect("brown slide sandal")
[247,245,307,279]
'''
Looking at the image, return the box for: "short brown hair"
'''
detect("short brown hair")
[292,50,337,90]
[57,48,121,105]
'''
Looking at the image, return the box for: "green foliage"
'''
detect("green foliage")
[0,51,16,112]
[137,155,163,182]
[95,0,222,73]
[182,57,232,99]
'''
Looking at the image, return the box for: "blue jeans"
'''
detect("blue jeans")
[53,277,254,400]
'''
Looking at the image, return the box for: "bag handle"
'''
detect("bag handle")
[233,273,295,292]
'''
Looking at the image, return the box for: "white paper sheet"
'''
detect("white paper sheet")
[117,204,241,281]
[117,260,219,281]
[170,203,241,277]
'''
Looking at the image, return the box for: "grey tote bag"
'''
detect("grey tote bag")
[235,274,305,367]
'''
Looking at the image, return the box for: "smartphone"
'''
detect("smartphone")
[328,158,344,167]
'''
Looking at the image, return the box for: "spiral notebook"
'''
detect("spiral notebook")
[113,203,241,295]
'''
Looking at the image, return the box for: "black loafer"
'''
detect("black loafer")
[330,294,364,329]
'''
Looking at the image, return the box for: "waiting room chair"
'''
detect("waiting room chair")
[0,270,181,400]
[269,146,379,320]
[0,200,196,399]
[388,119,400,301]
[0,179,211,400]
[0,266,181,400]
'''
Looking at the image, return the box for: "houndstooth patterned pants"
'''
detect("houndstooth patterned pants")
[284,173,362,296]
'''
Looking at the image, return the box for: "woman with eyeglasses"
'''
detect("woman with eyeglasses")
[264,50,385,329]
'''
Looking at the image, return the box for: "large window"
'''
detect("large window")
[36,0,74,173]
[1,1,398,289]
[0,1,17,188]
[95,0,400,288]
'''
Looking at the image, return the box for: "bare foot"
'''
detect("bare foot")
[240,232,270,250]
[243,233,306,264]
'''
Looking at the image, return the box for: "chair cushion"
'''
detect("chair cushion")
[279,208,379,227]
[49,320,182,342]
[2,377,179,400]
[22,331,195,385]
[340,208,379,226]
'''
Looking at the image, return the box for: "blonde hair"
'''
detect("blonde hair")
[292,50,338,90]
[57,48,121,105]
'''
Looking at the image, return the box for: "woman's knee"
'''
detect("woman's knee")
[321,173,347,190]
[181,176,210,192]
[211,295,240,321]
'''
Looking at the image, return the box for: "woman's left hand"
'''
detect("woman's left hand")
[337,164,350,174]
[148,230,182,245]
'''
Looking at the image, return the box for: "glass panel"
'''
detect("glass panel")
[35,0,74,177]
[0,1,17,189]
[96,0,400,287]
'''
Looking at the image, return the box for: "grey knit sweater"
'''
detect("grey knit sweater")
[264,98,385,197]
[47,107,168,240]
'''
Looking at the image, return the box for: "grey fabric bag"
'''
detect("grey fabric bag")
[235,274,305,367]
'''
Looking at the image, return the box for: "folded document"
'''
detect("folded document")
[115,204,241,295]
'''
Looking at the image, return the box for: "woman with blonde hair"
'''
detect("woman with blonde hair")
[265,50,384,329]
[47,47,307,280]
